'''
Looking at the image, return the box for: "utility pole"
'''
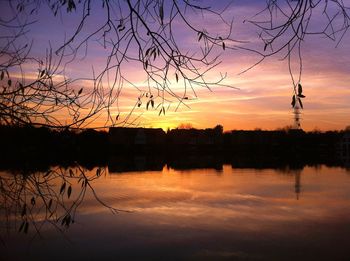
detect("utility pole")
[293,104,301,130]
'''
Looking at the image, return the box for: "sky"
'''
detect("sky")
[2,0,350,131]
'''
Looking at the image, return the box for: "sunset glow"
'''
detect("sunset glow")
[2,0,350,131]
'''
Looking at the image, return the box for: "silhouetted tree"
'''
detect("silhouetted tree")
[1,1,349,238]
[0,0,237,128]
[246,0,349,111]
[1,1,348,129]
[0,165,122,238]
[178,123,194,130]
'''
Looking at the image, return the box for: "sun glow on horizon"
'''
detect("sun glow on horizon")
[1,0,350,131]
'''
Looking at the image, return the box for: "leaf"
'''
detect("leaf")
[48,199,53,209]
[198,32,203,42]
[96,168,101,177]
[78,88,83,95]
[61,214,72,227]
[153,51,157,60]
[291,95,296,108]
[118,18,124,26]
[65,214,71,227]
[175,73,179,82]
[0,71,4,80]
[61,216,66,226]
[21,204,27,217]
[24,221,29,234]
[264,43,267,51]
[116,114,120,121]
[298,98,303,109]
[40,70,45,77]
[67,0,76,12]
[18,221,25,232]
[146,100,150,110]
[60,182,66,194]
[67,185,72,198]
[222,42,226,50]
[8,79,11,86]
[151,99,154,108]
[298,94,306,98]
[145,60,148,69]
[298,83,303,95]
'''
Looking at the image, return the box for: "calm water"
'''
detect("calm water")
[1,164,350,260]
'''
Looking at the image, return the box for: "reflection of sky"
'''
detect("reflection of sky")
[3,165,350,260]
[1,1,350,130]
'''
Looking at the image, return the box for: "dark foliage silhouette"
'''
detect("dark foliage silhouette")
[0,0,237,128]
[1,1,349,128]
[0,165,123,241]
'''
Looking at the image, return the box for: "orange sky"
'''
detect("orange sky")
[98,34,350,131]
[2,1,350,131]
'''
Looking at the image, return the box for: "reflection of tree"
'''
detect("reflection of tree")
[0,166,119,239]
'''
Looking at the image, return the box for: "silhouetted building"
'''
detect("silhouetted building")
[227,130,290,149]
[339,132,350,166]
[167,125,223,148]
[108,127,166,147]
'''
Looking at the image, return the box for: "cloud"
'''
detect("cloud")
[3,0,350,130]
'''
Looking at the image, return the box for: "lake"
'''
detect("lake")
[1,164,350,260]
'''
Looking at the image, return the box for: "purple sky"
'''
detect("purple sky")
[2,0,350,130]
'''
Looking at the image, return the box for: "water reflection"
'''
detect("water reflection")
[1,163,350,260]
[0,166,119,240]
